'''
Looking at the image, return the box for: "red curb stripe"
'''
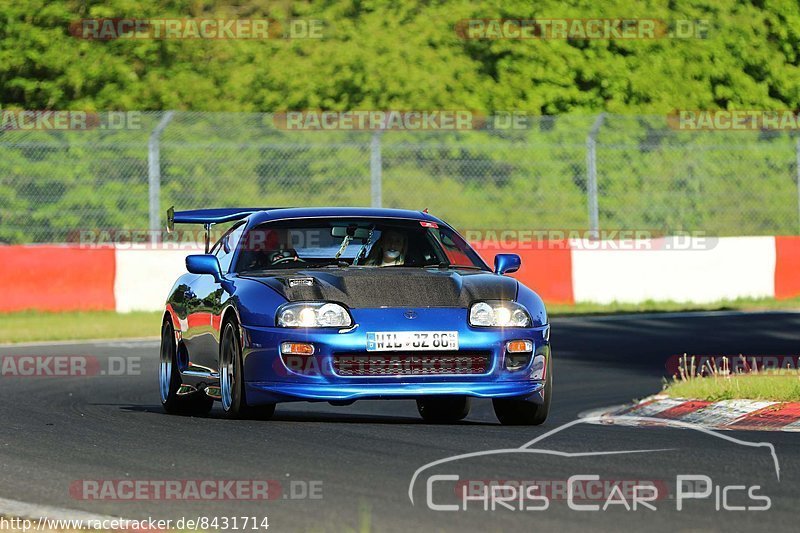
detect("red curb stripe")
[727,402,800,430]
[651,400,711,419]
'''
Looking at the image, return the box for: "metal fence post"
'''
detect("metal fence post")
[148,111,175,245]
[586,113,605,236]
[370,130,382,208]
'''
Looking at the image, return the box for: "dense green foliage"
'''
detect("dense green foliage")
[2,0,799,113]
[1,1,800,242]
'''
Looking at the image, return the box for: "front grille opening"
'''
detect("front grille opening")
[333,353,490,376]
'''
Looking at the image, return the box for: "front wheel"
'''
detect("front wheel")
[416,396,471,423]
[493,356,553,426]
[219,320,275,420]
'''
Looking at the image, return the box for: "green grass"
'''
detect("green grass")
[663,370,800,402]
[1,295,799,344]
[0,310,162,344]
[547,296,800,316]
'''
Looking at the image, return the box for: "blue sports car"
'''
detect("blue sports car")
[159,207,551,425]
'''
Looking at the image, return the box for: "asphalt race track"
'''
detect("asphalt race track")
[1,312,799,532]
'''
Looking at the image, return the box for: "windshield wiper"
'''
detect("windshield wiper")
[436,262,482,270]
[305,261,350,269]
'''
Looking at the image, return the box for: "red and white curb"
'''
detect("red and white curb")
[581,395,800,432]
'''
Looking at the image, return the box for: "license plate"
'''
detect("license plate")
[366,331,459,352]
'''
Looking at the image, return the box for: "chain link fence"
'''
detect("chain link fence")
[1,112,798,243]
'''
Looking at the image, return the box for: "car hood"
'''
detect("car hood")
[240,268,517,308]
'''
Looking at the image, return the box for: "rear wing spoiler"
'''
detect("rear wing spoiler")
[166,206,281,253]
[166,207,269,232]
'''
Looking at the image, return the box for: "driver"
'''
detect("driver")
[240,228,299,269]
[365,229,407,266]
[266,228,301,265]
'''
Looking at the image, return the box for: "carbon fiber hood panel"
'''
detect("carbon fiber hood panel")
[243,268,517,308]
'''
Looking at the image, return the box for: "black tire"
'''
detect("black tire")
[416,396,471,423]
[159,319,214,416]
[219,320,275,420]
[493,355,553,426]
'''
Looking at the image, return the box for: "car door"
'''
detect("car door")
[183,223,246,374]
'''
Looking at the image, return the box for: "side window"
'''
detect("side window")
[212,223,245,274]
[435,227,484,268]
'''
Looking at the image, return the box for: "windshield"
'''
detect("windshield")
[234,218,488,272]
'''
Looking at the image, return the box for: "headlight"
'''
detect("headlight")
[277,302,352,328]
[469,301,531,327]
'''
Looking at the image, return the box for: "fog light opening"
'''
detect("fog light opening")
[506,354,531,371]
[505,340,533,371]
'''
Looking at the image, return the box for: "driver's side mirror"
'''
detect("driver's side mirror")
[186,254,222,282]
[494,253,521,275]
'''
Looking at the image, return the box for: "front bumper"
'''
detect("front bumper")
[241,307,550,405]
[245,381,544,403]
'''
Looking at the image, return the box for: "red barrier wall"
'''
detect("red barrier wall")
[0,246,116,312]
[476,240,574,304]
[775,236,800,299]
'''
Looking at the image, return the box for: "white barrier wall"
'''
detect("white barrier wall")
[570,236,777,304]
[114,249,192,312]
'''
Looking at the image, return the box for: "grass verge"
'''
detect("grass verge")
[0,310,162,344]
[547,295,800,316]
[663,371,800,402]
[1,295,799,344]
[662,354,800,402]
